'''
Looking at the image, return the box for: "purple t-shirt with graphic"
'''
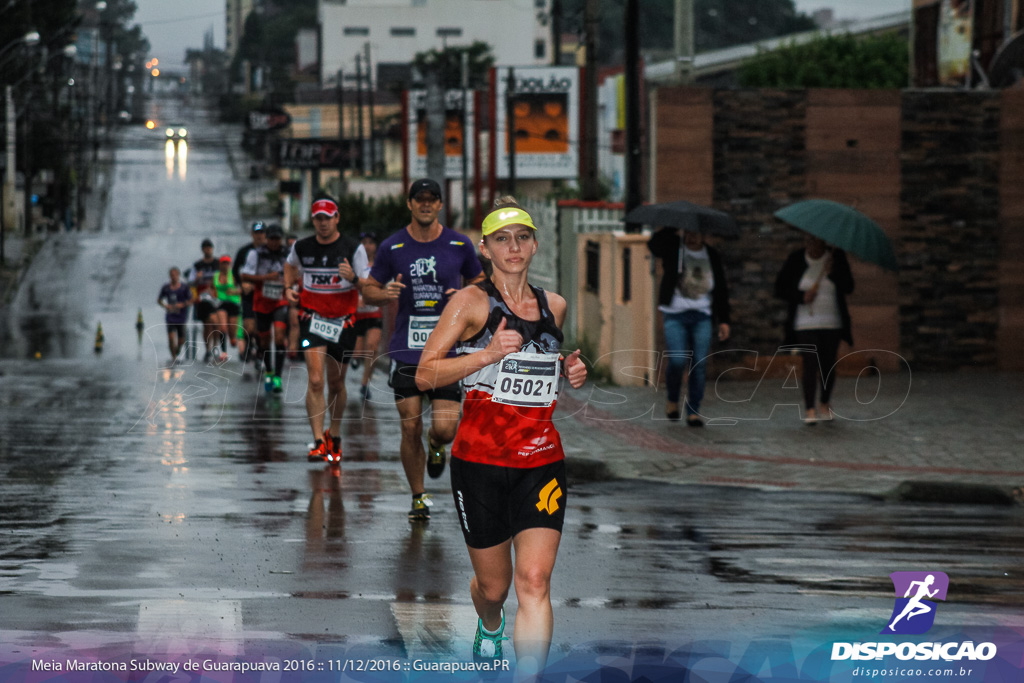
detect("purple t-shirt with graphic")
[370,225,482,364]
[160,282,193,324]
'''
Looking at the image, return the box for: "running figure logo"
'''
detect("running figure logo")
[410,256,437,279]
[882,571,949,635]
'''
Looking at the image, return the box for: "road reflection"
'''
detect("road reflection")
[164,139,187,180]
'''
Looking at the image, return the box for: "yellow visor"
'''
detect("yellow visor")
[481,208,537,236]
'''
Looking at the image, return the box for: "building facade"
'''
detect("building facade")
[318,0,551,87]
[226,0,256,58]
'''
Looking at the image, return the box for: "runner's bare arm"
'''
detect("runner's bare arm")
[361,273,403,305]
[546,291,588,389]
[415,287,516,391]
[284,262,300,305]
[443,272,487,297]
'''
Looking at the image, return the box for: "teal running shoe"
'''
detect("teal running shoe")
[472,608,507,661]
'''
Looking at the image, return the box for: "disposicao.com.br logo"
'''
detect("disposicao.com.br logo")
[883,571,949,635]
[831,571,998,663]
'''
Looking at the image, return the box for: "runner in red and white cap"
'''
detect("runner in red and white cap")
[284,198,361,463]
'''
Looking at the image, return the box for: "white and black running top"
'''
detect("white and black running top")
[286,235,359,319]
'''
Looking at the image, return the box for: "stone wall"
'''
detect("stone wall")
[711,89,807,355]
[899,91,1002,369]
[654,86,1014,372]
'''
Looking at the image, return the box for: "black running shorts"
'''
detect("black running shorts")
[352,316,383,336]
[196,299,218,321]
[298,312,356,363]
[388,359,462,402]
[255,306,288,334]
[241,292,254,319]
[449,457,567,549]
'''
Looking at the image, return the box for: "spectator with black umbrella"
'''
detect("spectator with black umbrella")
[634,201,737,426]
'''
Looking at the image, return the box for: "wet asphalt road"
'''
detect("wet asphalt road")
[1,100,1022,669]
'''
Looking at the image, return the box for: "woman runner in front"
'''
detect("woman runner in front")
[415,199,587,675]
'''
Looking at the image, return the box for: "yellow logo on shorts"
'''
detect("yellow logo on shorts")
[536,478,562,515]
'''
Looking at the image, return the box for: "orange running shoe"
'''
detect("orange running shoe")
[307,439,329,462]
[324,429,342,463]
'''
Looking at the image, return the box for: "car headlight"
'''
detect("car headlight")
[166,128,174,137]
[178,128,187,138]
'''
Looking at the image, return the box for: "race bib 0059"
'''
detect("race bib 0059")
[491,352,560,408]
[310,313,345,343]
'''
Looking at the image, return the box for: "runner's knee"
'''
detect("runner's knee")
[307,375,326,394]
[400,419,423,441]
[514,565,552,601]
[475,577,511,606]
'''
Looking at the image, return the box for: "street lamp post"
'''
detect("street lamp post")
[1,30,41,262]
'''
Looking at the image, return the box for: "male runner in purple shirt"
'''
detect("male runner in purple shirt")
[362,178,484,522]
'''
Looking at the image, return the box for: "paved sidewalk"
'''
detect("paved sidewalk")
[555,371,1024,503]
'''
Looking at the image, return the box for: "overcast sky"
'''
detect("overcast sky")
[130,0,912,65]
[794,0,912,21]
[133,0,225,66]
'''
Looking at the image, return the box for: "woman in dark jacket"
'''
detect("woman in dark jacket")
[647,228,731,426]
[774,234,854,425]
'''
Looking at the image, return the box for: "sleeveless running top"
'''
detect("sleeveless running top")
[213,271,240,306]
[452,278,565,468]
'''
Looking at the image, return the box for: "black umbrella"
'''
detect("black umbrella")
[624,201,740,237]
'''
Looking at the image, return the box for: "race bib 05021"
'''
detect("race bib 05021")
[491,352,560,408]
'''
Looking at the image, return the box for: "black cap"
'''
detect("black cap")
[251,221,265,232]
[408,178,442,202]
[201,238,214,248]
[266,224,284,238]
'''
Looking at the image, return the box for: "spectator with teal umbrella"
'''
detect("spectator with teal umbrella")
[772,199,896,425]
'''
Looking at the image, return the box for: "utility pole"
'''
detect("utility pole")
[4,86,15,236]
[364,42,376,175]
[581,0,599,199]
[624,0,642,231]
[461,51,469,229]
[424,63,446,184]
[355,53,365,175]
[674,0,694,84]
[336,69,346,196]
[506,66,516,196]
[551,0,562,66]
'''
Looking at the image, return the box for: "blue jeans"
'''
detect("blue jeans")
[662,310,712,416]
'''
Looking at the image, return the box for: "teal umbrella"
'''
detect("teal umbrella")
[774,199,898,271]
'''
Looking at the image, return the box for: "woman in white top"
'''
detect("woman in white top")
[774,233,855,425]
[647,228,732,426]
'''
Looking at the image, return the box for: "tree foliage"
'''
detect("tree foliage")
[738,33,909,89]
[314,193,411,238]
[559,0,816,65]
[412,42,496,90]
[186,45,229,96]
[232,0,317,101]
